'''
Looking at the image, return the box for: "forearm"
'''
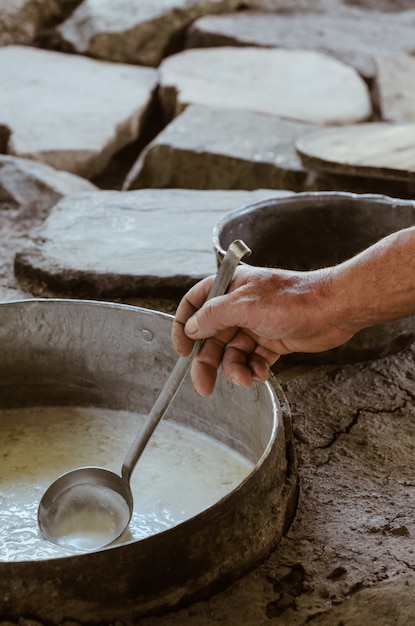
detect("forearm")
[172,226,415,396]
[328,226,415,333]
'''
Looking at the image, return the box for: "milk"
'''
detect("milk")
[0,406,253,561]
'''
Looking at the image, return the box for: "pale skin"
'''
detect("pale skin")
[172,226,415,396]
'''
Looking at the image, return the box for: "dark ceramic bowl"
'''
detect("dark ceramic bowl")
[213,191,415,364]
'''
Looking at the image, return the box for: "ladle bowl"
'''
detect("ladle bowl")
[38,467,133,550]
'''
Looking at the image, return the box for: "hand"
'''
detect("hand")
[172,265,355,396]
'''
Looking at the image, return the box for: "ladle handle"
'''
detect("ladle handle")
[121,239,251,483]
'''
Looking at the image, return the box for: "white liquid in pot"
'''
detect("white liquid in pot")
[0,406,254,562]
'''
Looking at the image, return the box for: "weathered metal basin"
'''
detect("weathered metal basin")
[0,299,297,623]
[214,191,415,363]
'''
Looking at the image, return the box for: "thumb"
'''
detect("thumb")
[184,313,200,337]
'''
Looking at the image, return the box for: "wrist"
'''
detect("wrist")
[310,266,365,338]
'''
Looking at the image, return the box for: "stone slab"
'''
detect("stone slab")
[342,0,415,8]
[375,52,415,122]
[186,8,415,80]
[0,154,97,301]
[253,0,415,7]
[0,154,97,214]
[0,0,80,46]
[15,188,292,299]
[124,104,317,191]
[57,0,253,67]
[0,45,158,178]
[159,47,372,125]
[295,122,415,181]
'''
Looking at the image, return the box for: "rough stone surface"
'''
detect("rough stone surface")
[0,154,97,302]
[253,0,415,8]
[186,8,415,80]
[158,47,372,125]
[14,188,291,300]
[0,0,81,46]
[57,0,253,67]
[295,122,415,182]
[0,45,158,178]
[124,104,317,191]
[375,52,415,122]
[343,0,415,9]
[0,154,97,212]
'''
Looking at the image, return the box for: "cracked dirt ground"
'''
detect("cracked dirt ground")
[267,353,415,624]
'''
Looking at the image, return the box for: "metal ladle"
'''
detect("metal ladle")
[38,240,251,552]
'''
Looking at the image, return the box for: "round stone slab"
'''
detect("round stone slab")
[296,122,415,181]
[15,188,292,299]
[186,8,415,80]
[159,46,372,125]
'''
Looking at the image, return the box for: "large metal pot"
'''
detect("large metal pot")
[213,191,415,364]
[0,299,297,623]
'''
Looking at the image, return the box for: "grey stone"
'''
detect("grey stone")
[0,154,97,215]
[0,154,97,301]
[253,0,415,8]
[375,52,415,122]
[251,0,341,9]
[0,0,80,46]
[186,7,415,80]
[295,122,415,182]
[159,47,372,125]
[57,0,253,68]
[0,45,158,178]
[124,104,317,191]
[343,0,415,9]
[15,188,292,299]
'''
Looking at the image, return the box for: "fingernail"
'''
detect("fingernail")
[185,316,198,336]
[230,377,242,387]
